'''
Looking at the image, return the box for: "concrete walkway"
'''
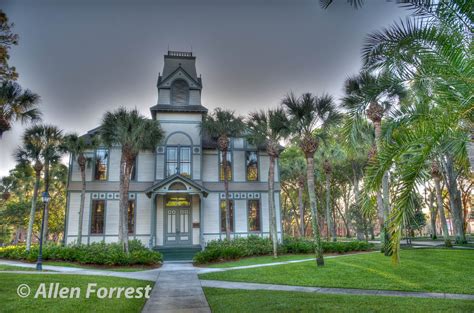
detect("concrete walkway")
[142,262,211,313]
[200,280,474,300]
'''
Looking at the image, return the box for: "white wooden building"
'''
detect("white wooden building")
[64,51,282,249]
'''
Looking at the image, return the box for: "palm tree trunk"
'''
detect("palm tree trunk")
[268,155,278,258]
[382,172,390,215]
[26,170,41,251]
[352,163,365,241]
[298,181,304,238]
[306,156,324,266]
[443,155,466,244]
[77,161,86,245]
[468,135,473,172]
[119,154,131,253]
[222,149,231,240]
[325,174,336,242]
[428,191,437,240]
[42,160,50,244]
[373,120,389,253]
[433,175,451,246]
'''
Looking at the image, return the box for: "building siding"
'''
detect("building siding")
[105,200,119,235]
[202,152,218,182]
[108,148,121,182]
[136,193,151,235]
[137,152,155,182]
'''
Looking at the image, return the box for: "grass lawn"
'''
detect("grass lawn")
[204,288,474,313]
[0,259,159,272]
[0,264,39,271]
[200,249,474,294]
[204,254,314,268]
[0,273,153,313]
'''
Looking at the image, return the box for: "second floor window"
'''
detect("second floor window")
[246,151,258,181]
[91,200,105,234]
[166,146,191,177]
[219,151,232,181]
[94,149,108,181]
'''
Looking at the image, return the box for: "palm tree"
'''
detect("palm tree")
[202,108,245,240]
[100,108,163,253]
[38,125,63,244]
[283,93,341,266]
[63,133,99,245]
[14,125,45,251]
[362,1,472,262]
[0,81,41,138]
[280,150,307,237]
[342,70,406,254]
[247,108,289,258]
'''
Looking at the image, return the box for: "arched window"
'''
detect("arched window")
[169,182,187,190]
[171,79,189,105]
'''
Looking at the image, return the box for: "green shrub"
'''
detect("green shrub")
[285,237,373,254]
[0,239,162,266]
[194,236,374,264]
[193,235,273,264]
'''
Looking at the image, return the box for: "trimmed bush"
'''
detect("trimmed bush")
[283,237,373,254]
[193,235,274,264]
[194,236,374,264]
[0,239,162,266]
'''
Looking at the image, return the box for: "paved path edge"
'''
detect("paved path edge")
[200,280,474,300]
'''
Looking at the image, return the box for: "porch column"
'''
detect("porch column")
[149,194,157,248]
[199,194,204,250]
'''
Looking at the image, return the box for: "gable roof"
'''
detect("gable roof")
[157,66,202,89]
[144,173,209,198]
[162,53,198,81]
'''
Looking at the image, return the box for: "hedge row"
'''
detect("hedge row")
[0,240,162,266]
[193,236,373,264]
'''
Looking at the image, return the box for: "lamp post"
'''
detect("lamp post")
[36,191,50,271]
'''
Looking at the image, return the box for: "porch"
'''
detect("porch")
[145,174,209,250]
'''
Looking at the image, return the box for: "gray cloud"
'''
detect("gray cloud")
[0,0,408,176]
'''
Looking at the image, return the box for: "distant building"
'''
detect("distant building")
[64,51,282,249]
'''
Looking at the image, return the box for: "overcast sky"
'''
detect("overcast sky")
[0,0,409,177]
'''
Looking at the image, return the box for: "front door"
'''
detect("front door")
[164,196,192,246]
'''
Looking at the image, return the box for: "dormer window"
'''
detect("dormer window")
[171,79,189,105]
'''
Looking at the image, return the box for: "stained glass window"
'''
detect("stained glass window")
[94,149,108,181]
[220,200,234,232]
[219,151,232,181]
[91,200,105,234]
[246,151,258,181]
[248,200,261,231]
[165,196,191,207]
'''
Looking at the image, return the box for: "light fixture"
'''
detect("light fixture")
[42,191,50,203]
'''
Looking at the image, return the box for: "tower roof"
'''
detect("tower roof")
[161,51,198,82]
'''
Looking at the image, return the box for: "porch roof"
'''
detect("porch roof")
[145,174,209,198]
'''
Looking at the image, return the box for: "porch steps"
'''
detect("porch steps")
[154,246,202,261]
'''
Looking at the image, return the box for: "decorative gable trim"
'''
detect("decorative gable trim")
[145,174,209,198]
[158,66,202,89]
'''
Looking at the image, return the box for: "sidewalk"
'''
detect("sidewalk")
[200,280,474,300]
[142,264,211,313]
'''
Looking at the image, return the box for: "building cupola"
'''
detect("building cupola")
[150,51,207,119]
